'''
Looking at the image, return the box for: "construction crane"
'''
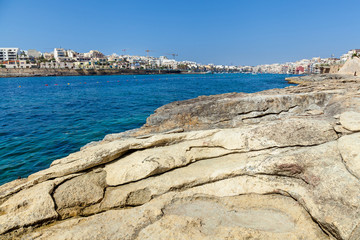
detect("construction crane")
[145,49,153,57]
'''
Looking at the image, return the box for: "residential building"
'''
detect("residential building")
[67,50,77,59]
[18,60,35,68]
[2,61,17,68]
[0,48,20,61]
[340,49,360,62]
[159,56,177,69]
[40,61,74,69]
[43,52,54,60]
[84,50,104,59]
[54,48,66,62]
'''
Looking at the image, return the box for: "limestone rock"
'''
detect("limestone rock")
[207,118,337,150]
[22,206,163,240]
[340,111,360,132]
[0,175,80,235]
[105,141,195,186]
[0,181,57,235]
[134,91,337,135]
[138,194,329,240]
[27,130,216,186]
[338,57,360,75]
[99,141,360,239]
[22,194,330,240]
[337,133,360,178]
[104,118,336,188]
[53,170,106,218]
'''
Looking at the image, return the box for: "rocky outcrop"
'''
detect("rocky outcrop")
[338,57,360,75]
[284,73,346,84]
[1,75,360,239]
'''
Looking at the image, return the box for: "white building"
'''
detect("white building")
[159,56,177,69]
[67,50,77,59]
[54,48,66,61]
[84,50,104,59]
[42,52,54,60]
[18,60,36,68]
[40,61,74,69]
[340,49,360,62]
[0,48,20,61]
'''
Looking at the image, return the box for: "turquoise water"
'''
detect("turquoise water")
[0,73,295,185]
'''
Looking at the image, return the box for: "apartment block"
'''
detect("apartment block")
[54,48,66,61]
[0,48,20,61]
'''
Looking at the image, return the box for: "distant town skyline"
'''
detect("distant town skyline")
[1,0,360,66]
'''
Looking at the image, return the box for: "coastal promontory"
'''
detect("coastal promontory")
[1,74,360,239]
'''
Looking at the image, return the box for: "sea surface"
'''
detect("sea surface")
[0,73,295,185]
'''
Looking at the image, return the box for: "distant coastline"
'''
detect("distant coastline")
[0,68,192,78]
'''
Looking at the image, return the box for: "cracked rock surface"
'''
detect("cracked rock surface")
[1,75,360,239]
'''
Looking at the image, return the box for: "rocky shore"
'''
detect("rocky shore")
[285,73,348,84]
[1,74,360,239]
[0,68,182,78]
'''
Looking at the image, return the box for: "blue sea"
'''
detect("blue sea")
[0,73,295,185]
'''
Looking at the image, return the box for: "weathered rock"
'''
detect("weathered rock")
[0,174,79,235]
[285,74,346,84]
[340,111,360,132]
[338,57,360,75]
[207,118,337,150]
[103,118,336,188]
[21,193,330,240]
[138,194,329,240]
[133,91,338,136]
[53,169,106,219]
[22,206,163,240]
[0,181,57,235]
[97,141,360,239]
[0,178,30,205]
[338,133,360,179]
[104,141,199,186]
[26,130,217,187]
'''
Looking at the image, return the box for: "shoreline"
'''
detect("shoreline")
[0,68,191,78]
[0,73,292,186]
[285,73,351,84]
[0,68,303,78]
[2,74,360,239]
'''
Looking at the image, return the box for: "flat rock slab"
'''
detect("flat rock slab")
[338,133,360,178]
[23,206,163,240]
[53,170,106,218]
[164,200,296,233]
[340,111,360,132]
[136,194,330,240]
[0,181,58,235]
[22,194,329,240]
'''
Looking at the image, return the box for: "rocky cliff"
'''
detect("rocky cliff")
[1,74,360,239]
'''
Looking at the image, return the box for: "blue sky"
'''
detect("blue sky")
[0,0,359,65]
